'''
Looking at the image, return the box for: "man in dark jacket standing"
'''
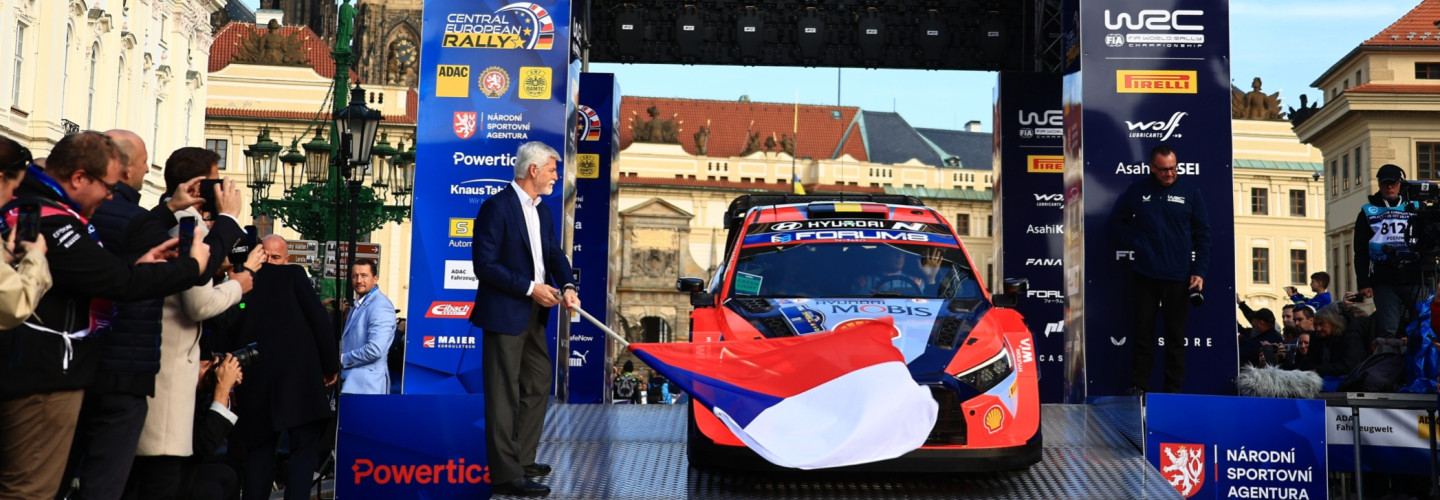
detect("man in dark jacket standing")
[1353,164,1424,339]
[0,131,210,499]
[229,234,338,500]
[470,141,578,497]
[1110,144,1212,395]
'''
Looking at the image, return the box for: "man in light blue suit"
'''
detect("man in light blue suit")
[339,259,397,394]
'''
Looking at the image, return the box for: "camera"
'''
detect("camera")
[1345,292,1365,303]
[215,342,260,368]
[1189,287,1204,307]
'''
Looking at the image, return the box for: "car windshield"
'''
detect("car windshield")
[728,241,981,299]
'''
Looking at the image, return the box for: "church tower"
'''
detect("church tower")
[353,0,423,89]
[260,0,338,41]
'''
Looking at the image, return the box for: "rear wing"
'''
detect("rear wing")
[722,194,925,230]
[719,194,928,258]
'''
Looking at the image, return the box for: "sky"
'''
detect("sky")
[242,0,1420,131]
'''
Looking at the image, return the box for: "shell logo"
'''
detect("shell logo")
[984,406,1005,433]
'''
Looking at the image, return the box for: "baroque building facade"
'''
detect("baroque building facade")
[1295,0,1440,297]
[1,0,223,205]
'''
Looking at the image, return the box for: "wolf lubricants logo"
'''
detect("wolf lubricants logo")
[441,3,555,50]
[352,458,489,485]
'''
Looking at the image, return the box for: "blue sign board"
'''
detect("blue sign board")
[1063,0,1237,399]
[567,73,621,403]
[995,71,1066,403]
[403,0,573,394]
[1146,393,1328,500]
[336,394,491,499]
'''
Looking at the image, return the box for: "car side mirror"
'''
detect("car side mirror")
[677,277,715,308]
[993,278,1029,308]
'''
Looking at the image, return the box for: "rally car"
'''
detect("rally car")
[676,194,1042,472]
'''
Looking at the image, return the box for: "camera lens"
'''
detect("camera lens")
[1189,289,1204,307]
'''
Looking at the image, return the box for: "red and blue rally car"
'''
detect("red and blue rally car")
[677,194,1042,471]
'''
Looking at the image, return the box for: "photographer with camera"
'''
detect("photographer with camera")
[1110,145,1213,395]
[0,137,50,330]
[1239,308,1284,367]
[1354,164,1426,340]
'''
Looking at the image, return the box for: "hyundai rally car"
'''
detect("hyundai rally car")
[677,194,1042,472]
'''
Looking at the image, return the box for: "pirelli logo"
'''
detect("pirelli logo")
[1027,155,1064,174]
[1115,70,1197,94]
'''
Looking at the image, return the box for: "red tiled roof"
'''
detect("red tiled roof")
[1347,82,1440,94]
[209,22,358,81]
[619,97,868,162]
[1365,0,1440,46]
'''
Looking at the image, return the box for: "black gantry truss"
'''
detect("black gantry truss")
[578,0,1063,72]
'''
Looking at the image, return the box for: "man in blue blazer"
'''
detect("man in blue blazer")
[339,259,396,395]
[470,141,578,497]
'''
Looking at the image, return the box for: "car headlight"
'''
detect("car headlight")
[953,348,1013,393]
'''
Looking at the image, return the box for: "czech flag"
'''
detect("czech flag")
[629,323,937,469]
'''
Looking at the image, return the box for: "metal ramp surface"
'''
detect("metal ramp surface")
[506,400,1182,500]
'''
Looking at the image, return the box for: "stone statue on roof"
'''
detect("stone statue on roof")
[1288,94,1322,128]
[336,0,356,54]
[693,122,710,156]
[780,134,796,157]
[234,20,310,67]
[1231,77,1284,121]
[740,131,763,156]
[630,105,682,144]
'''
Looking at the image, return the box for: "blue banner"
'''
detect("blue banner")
[1063,0,1237,398]
[567,73,620,403]
[336,394,490,499]
[995,71,1065,404]
[1146,393,1328,500]
[404,0,573,394]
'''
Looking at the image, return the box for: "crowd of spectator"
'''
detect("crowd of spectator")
[0,131,401,500]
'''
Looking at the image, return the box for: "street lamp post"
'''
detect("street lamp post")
[241,4,413,330]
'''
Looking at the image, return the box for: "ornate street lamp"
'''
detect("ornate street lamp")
[335,84,383,179]
[369,132,397,203]
[392,140,415,209]
[302,129,332,185]
[279,138,307,195]
[243,127,282,202]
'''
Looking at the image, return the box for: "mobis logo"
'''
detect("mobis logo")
[1125,112,1187,141]
[352,458,489,485]
[1017,110,1062,139]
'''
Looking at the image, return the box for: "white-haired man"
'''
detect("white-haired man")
[469,141,579,497]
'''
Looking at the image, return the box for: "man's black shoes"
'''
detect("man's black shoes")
[524,463,553,477]
[1124,386,1146,397]
[493,477,551,497]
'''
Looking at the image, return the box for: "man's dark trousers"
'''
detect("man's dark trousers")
[59,392,147,500]
[482,302,550,485]
[1130,272,1190,393]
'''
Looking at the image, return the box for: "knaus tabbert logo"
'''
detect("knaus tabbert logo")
[1017,110,1062,139]
[1103,9,1204,48]
[1125,112,1186,141]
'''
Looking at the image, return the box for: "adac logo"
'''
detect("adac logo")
[1027,155,1063,174]
[449,218,474,238]
[435,65,470,97]
[1116,70,1197,94]
[479,67,510,98]
[441,3,555,50]
[453,112,478,140]
[518,66,552,100]
[1159,442,1205,498]
[576,105,602,141]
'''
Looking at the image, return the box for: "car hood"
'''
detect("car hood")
[723,297,990,369]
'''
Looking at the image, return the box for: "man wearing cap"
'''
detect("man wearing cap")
[1354,164,1424,339]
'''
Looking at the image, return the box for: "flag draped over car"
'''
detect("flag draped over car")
[629,323,938,469]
